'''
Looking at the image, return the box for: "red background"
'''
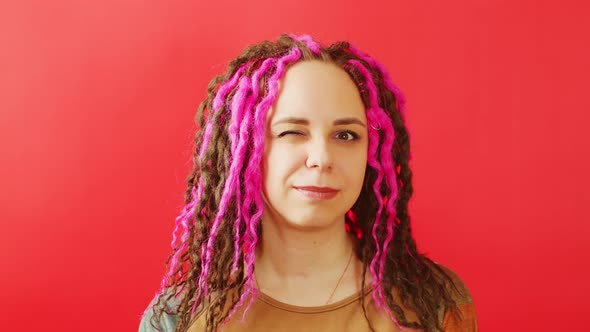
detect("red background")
[1,0,588,331]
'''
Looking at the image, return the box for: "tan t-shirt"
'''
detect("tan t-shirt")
[139,266,478,332]
[186,268,477,332]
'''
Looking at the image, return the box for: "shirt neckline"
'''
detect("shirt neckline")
[256,284,375,314]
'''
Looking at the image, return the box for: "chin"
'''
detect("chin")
[285,220,332,231]
[283,212,345,230]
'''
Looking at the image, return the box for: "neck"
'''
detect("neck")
[253,209,367,306]
[256,209,354,280]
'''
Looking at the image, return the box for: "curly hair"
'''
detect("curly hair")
[146,34,464,332]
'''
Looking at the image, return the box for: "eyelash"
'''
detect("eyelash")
[277,130,360,141]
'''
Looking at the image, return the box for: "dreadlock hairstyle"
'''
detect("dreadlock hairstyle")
[147,34,464,332]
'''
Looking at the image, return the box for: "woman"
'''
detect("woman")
[139,34,478,332]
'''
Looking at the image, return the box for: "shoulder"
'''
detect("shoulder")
[432,263,473,306]
[431,263,478,331]
[138,291,181,332]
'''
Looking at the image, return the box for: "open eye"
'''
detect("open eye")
[335,130,360,141]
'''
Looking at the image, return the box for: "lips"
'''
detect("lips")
[293,186,339,200]
[294,186,338,193]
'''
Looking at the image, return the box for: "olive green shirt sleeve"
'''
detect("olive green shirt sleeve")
[138,293,179,332]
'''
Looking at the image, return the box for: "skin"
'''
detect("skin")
[256,60,371,306]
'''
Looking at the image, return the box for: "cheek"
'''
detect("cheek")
[338,146,368,177]
[263,145,302,189]
[348,159,368,183]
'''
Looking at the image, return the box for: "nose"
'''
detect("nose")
[305,138,333,171]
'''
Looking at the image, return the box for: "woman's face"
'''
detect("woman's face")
[262,60,368,230]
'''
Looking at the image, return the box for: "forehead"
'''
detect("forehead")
[267,60,366,122]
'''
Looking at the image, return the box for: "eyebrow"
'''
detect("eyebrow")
[271,117,366,127]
